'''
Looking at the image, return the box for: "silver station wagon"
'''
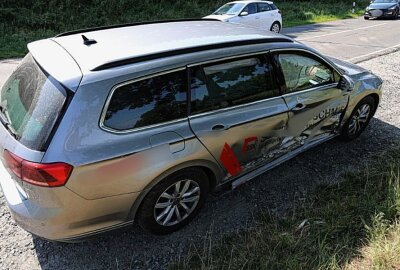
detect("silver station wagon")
[0,19,383,242]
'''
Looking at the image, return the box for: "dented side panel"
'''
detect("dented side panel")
[282,84,349,149]
[189,97,290,180]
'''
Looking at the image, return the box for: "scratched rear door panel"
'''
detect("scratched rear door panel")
[187,55,290,180]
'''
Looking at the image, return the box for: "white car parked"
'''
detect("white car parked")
[204,1,282,33]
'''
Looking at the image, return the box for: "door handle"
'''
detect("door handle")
[291,103,307,112]
[212,124,230,131]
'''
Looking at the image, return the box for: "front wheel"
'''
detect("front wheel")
[392,10,398,20]
[340,96,376,141]
[137,168,209,235]
[270,22,281,33]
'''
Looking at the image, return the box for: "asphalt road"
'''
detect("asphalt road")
[283,16,400,63]
[1,17,400,270]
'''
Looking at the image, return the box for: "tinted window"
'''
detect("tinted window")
[0,53,67,150]
[104,70,187,131]
[243,3,257,14]
[190,56,278,114]
[277,54,334,93]
[257,3,271,12]
[270,4,278,10]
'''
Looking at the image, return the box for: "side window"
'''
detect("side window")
[103,70,187,131]
[270,4,278,10]
[257,3,271,12]
[190,56,279,114]
[243,3,257,14]
[277,53,334,93]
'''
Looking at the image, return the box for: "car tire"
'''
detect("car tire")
[340,96,376,141]
[393,10,398,20]
[137,168,209,235]
[270,22,281,33]
[364,16,370,20]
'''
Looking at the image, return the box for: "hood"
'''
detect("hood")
[203,14,237,21]
[329,57,383,90]
[328,57,369,76]
[368,2,397,9]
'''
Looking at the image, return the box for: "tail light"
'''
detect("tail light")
[3,150,73,187]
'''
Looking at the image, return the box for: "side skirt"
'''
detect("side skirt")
[231,134,337,189]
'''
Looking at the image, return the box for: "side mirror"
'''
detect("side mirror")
[338,75,354,92]
[240,11,249,16]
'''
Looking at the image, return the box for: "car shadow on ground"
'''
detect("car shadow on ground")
[32,117,400,269]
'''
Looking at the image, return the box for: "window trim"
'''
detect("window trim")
[270,48,343,95]
[99,67,188,134]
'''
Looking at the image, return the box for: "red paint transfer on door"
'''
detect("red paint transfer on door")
[242,136,258,153]
[220,143,242,176]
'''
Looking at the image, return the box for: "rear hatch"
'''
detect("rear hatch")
[0,53,68,151]
[0,41,81,195]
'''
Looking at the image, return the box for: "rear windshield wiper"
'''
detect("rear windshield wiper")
[0,105,20,140]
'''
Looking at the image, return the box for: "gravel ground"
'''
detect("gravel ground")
[1,50,400,270]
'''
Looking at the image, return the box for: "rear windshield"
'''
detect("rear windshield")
[0,53,67,151]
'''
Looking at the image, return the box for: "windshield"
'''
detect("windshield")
[0,53,67,151]
[372,0,397,3]
[213,3,244,15]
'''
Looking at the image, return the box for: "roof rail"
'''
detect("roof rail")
[91,37,293,71]
[55,18,220,37]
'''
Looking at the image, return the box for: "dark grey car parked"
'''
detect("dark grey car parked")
[0,19,383,241]
[365,0,400,19]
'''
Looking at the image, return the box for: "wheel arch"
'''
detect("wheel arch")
[368,93,380,113]
[270,21,281,31]
[127,159,223,221]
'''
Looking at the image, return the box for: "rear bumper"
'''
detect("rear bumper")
[0,164,140,241]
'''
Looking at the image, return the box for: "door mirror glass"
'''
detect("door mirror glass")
[240,11,249,16]
[338,75,354,92]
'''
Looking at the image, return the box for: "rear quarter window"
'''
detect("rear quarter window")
[103,70,188,131]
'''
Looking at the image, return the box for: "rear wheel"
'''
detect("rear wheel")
[137,168,209,234]
[270,22,281,33]
[340,96,376,141]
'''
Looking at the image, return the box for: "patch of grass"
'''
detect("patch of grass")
[277,1,368,27]
[0,0,369,59]
[172,146,400,270]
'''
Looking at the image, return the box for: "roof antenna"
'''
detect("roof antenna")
[81,35,97,46]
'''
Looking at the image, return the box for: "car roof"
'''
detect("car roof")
[37,19,291,73]
[228,0,274,4]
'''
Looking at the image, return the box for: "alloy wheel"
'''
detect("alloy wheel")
[271,23,280,33]
[348,104,371,136]
[154,179,201,226]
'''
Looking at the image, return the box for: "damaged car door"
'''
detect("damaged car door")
[188,54,289,180]
[272,50,349,149]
